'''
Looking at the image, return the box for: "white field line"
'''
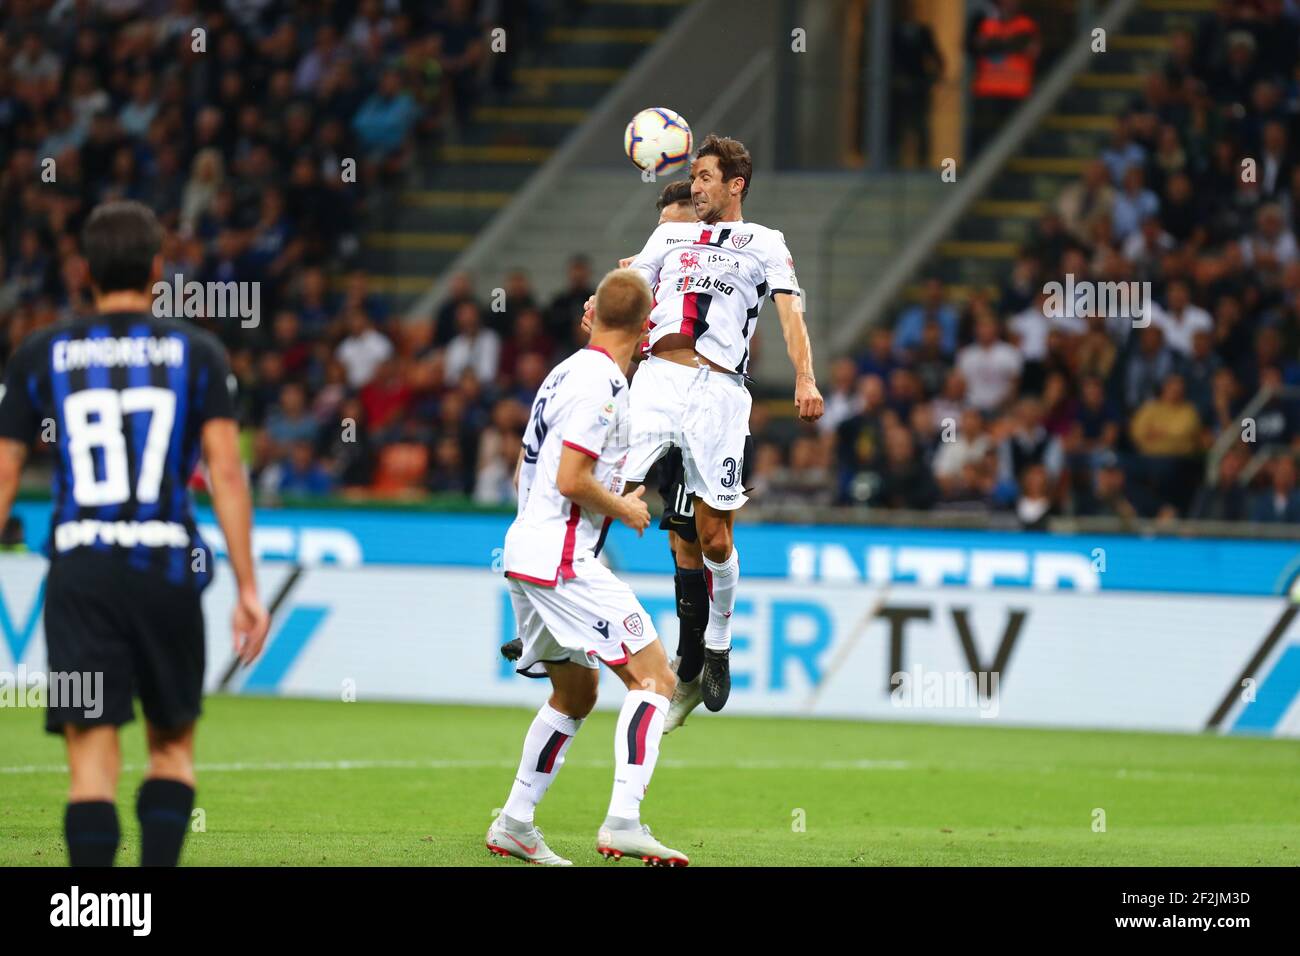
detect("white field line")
[0,759,1239,783]
[0,757,913,775]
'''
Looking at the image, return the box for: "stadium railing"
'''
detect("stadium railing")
[1203,384,1300,486]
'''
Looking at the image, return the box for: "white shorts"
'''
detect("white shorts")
[508,556,660,678]
[622,356,752,510]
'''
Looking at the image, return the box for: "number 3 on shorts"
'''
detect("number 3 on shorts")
[720,456,740,488]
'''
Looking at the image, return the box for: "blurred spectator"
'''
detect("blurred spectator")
[428,435,470,495]
[352,68,418,176]
[1190,446,1251,521]
[279,441,337,496]
[546,255,596,348]
[1130,373,1203,458]
[445,301,500,384]
[265,383,319,451]
[435,271,479,346]
[1057,160,1116,244]
[997,397,1064,493]
[966,0,1041,156]
[1111,165,1160,242]
[499,308,555,383]
[819,357,864,436]
[474,429,522,506]
[1246,365,1300,449]
[956,312,1022,413]
[360,359,413,434]
[869,426,938,510]
[1077,451,1140,524]
[1015,462,1054,529]
[336,311,394,390]
[313,395,373,489]
[1152,279,1213,357]
[893,278,958,358]
[1250,454,1300,522]
[1100,113,1147,186]
[764,436,835,506]
[434,0,487,129]
[889,0,944,168]
[933,407,992,496]
[1239,203,1297,284]
[835,374,891,503]
[856,326,899,380]
[1129,373,1205,513]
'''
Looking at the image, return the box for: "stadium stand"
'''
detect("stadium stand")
[3,0,1300,529]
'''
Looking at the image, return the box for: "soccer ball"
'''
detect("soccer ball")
[624,107,693,176]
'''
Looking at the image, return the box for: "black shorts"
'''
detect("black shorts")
[656,435,755,543]
[43,551,206,735]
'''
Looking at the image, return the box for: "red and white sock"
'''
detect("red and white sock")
[502,703,582,825]
[702,548,740,651]
[606,690,669,823]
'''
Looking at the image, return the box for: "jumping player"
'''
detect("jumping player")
[0,200,270,867]
[622,134,824,712]
[627,180,756,731]
[487,268,688,867]
[499,180,747,732]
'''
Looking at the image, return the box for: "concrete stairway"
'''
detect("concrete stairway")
[357,0,691,308]
[906,0,1208,311]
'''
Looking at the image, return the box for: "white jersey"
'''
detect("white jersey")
[628,219,798,375]
[503,346,630,585]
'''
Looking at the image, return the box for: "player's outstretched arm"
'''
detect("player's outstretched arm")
[555,445,650,534]
[0,439,26,531]
[201,418,270,664]
[774,292,825,423]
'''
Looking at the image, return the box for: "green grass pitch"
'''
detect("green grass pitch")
[2,695,1298,866]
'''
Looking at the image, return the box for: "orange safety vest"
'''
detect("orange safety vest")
[972,14,1037,99]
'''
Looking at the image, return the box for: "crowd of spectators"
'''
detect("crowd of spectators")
[778,0,1300,526]
[8,1,1300,526]
[246,258,595,503]
[0,0,561,505]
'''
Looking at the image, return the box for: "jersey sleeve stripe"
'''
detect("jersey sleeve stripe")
[562,440,599,459]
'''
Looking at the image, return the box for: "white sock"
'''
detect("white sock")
[702,548,739,651]
[502,703,582,825]
[606,690,669,822]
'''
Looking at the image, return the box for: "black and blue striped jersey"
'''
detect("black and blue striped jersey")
[0,312,236,589]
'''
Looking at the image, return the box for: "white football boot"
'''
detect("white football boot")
[597,823,689,867]
[664,672,704,734]
[486,814,572,866]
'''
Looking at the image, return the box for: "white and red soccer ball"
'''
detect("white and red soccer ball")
[623,107,693,176]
